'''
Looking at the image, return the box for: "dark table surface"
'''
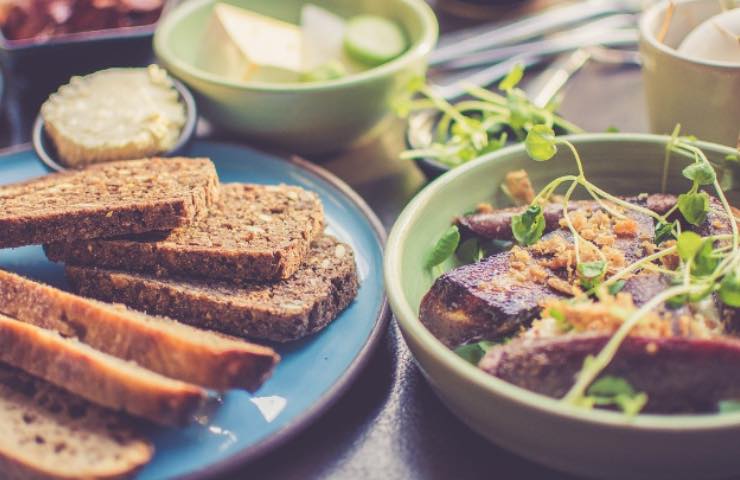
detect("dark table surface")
[0,2,648,478]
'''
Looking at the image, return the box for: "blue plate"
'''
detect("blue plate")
[0,141,388,479]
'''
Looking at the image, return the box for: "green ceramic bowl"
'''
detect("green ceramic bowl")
[385,134,740,480]
[154,0,437,154]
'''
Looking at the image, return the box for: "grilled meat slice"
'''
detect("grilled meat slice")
[479,333,740,413]
[421,206,654,348]
[457,193,731,242]
[420,250,562,348]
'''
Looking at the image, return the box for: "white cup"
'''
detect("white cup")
[640,0,740,147]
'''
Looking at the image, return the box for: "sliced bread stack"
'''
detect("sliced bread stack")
[46,182,360,342]
[0,158,269,477]
[0,156,359,477]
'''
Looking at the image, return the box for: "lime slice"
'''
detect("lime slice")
[344,15,407,66]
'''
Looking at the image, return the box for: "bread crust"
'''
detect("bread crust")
[0,157,219,248]
[0,269,279,391]
[0,314,206,425]
[66,236,360,342]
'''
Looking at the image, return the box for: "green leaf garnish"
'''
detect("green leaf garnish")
[718,399,740,413]
[692,240,719,276]
[456,238,484,265]
[454,340,496,365]
[719,271,740,307]
[524,125,557,161]
[426,225,460,268]
[578,260,607,290]
[654,220,677,245]
[682,162,717,186]
[605,126,620,133]
[677,191,710,226]
[584,376,648,416]
[498,62,524,92]
[607,279,626,295]
[511,205,545,246]
[549,307,572,332]
[676,231,703,262]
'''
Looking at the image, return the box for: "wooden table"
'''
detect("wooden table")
[0,3,648,478]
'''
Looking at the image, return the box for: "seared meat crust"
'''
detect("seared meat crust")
[479,333,740,413]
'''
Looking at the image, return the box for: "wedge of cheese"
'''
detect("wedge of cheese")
[198,3,303,82]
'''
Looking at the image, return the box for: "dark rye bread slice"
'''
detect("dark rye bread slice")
[0,313,205,425]
[0,269,279,391]
[0,364,152,480]
[0,157,219,249]
[65,235,359,342]
[46,183,324,282]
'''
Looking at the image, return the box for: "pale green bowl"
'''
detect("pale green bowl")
[385,134,740,480]
[154,0,437,154]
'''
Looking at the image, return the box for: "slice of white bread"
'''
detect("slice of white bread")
[0,269,279,391]
[0,313,205,426]
[0,363,153,479]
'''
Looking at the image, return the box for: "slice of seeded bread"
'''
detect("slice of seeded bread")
[0,269,279,391]
[46,183,324,282]
[65,235,359,342]
[0,363,152,480]
[0,313,205,425]
[0,157,219,249]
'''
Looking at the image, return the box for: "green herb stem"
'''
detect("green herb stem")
[601,245,677,288]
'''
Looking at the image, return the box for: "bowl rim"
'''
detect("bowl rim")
[639,0,740,71]
[153,0,439,91]
[32,70,198,172]
[385,132,740,431]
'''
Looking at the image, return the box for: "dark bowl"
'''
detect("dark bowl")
[33,74,198,172]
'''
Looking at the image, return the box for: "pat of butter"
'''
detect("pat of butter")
[198,3,303,82]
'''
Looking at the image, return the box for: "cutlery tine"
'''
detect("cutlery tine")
[430,0,641,66]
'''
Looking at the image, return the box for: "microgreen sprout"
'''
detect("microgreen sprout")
[578,375,648,416]
[397,65,584,168]
[504,123,740,413]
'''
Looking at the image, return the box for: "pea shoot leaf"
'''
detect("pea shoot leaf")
[548,307,572,332]
[456,238,484,265]
[692,240,719,276]
[608,279,626,295]
[654,220,678,245]
[677,192,710,226]
[426,225,460,268]
[584,376,648,416]
[511,205,545,246]
[454,340,497,365]
[676,231,703,262]
[524,125,557,161]
[682,162,717,186]
[498,62,524,92]
[578,261,607,290]
[719,272,740,308]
